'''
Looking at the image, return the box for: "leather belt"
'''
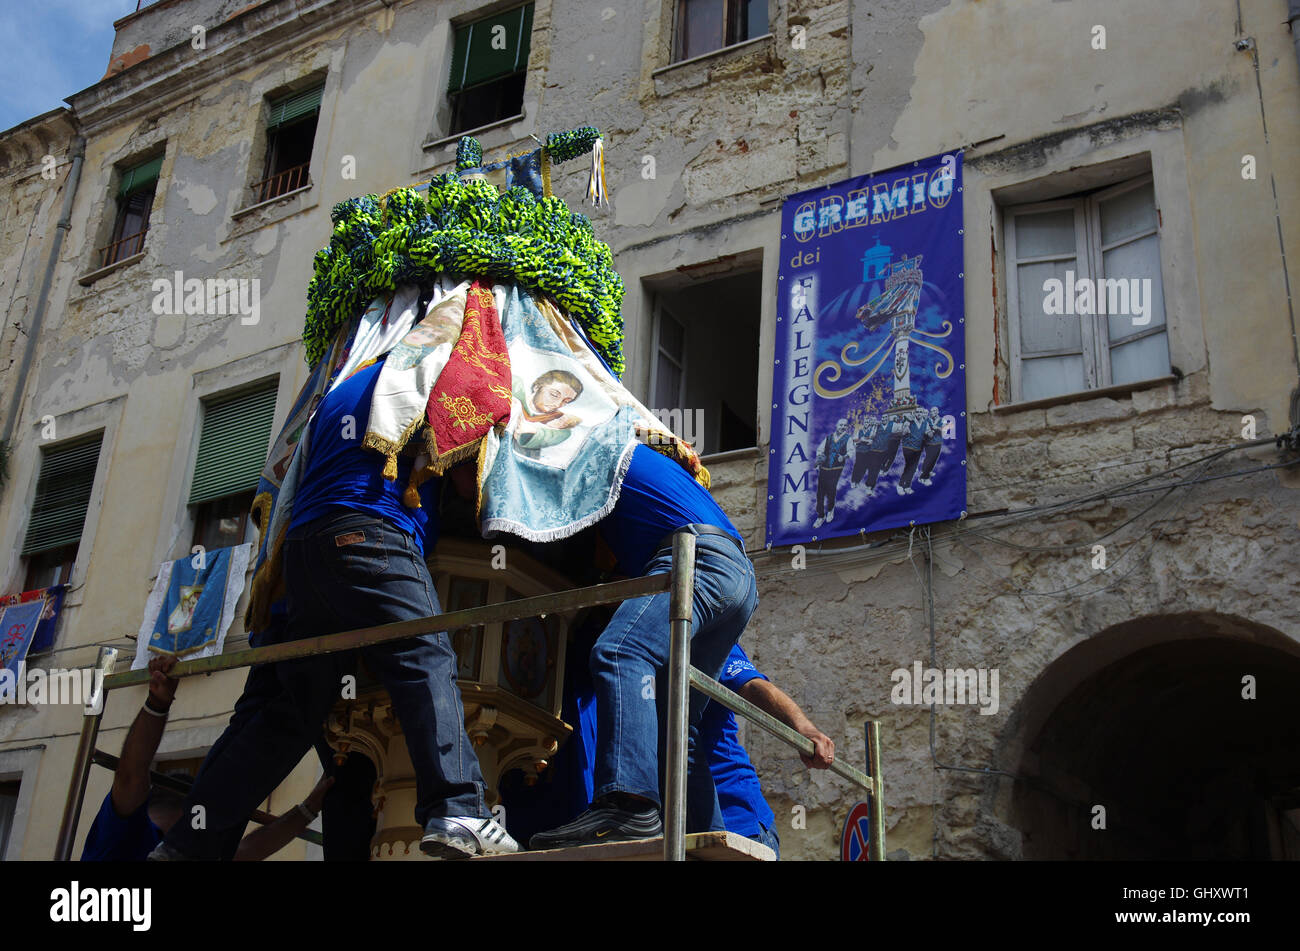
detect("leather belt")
[653,523,744,556]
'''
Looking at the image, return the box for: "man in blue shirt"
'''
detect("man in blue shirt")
[700,644,835,859]
[529,443,759,848]
[154,352,514,860]
[83,655,333,861]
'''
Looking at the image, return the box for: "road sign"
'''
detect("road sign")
[842,800,872,861]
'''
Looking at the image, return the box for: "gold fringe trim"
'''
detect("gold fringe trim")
[421,419,488,475]
[249,491,273,552]
[245,516,290,633]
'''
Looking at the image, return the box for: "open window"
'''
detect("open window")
[189,380,278,553]
[99,156,161,268]
[22,434,104,590]
[646,262,762,456]
[252,84,323,204]
[447,4,533,135]
[673,0,768,62]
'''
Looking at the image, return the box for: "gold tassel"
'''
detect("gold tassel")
[382,453,398,481]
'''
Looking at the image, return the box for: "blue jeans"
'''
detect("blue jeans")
[164,509,488,859]
[752,822,780,860]
[590,532,758,833]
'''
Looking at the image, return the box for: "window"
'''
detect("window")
[0,781,17,860]
[21,434,103,590]
[189,381,278,552]
[1004,174,1170,403]
[100,156,161,268]
[253,85,322,204]
[447,4,533,136]
[674,0,768,62]
[648,267,761,456]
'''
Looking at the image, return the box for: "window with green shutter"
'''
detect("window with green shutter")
[447,4,533,136]
[190,381,278,553]
[189,381,278,506]
[254,82,324,203]
[22,434,103,572]
[101,154,163,268]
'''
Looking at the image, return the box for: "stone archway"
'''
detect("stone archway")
[994,612,1300,859]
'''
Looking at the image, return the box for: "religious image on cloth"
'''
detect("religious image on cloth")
[132,542,253,669]
[766,150,968,547]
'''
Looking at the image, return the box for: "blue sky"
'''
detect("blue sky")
[0,0,131,132]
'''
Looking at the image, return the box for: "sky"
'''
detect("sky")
[0,0,133,132]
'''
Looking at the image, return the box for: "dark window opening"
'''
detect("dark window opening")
[649,268,762,456]
[100,156,161,268]
[675,0,768,62]
[192,488,257,552]
[254,85,322,204]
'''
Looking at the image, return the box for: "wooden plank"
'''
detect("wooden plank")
[477,831,775,862]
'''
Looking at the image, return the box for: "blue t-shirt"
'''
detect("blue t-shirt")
[288,357,442,554]
[80,792,161,861]
[699,644,776,838]
[600,444,741,576]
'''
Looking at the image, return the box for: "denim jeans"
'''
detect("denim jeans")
[164,509,487,859]
[590,532,759,833]
[752,822,781,861]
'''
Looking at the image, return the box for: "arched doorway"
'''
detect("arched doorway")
[998,613,1300,859]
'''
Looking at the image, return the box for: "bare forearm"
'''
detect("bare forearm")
[741,679,816,734]
[233,808,310,862]
[111,707,166,814]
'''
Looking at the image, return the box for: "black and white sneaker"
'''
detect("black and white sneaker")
[528,802,663,850]
[421,816,519,859]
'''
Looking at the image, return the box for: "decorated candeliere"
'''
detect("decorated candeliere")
[244,127,703,858]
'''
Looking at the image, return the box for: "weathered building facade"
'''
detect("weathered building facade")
[1,0,1298,860]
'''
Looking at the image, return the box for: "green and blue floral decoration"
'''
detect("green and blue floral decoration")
[302,126,624,375]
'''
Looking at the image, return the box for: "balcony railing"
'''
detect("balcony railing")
[250,162,311,204]
[97,229,147,269]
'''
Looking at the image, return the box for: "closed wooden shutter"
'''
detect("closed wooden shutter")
[188,381,278,506]
[21,434,103,555]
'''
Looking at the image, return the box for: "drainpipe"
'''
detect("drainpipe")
[1290,2,1300,76]
[2,133,86,447]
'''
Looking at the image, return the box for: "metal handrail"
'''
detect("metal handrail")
[54,539,885,861]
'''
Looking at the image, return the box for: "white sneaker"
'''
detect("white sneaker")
[896,485,906,496]
[813,517,824,529]
[421,815,519,859]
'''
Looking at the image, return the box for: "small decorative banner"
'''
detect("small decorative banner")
[132,543,253,669]
[0,601,47,693]
[0,583,67,655]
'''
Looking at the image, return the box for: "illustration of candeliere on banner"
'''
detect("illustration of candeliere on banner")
[767,150,968,548]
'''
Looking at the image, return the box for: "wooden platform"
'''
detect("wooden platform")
[478,831,775,861]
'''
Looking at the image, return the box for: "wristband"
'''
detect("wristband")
[295,802,318,822]
[142,697,171,717]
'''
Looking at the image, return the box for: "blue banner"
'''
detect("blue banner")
[766,150,968,547]
[149,546,233,657]
[0,601,46,688]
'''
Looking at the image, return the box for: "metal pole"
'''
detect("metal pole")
[662,531,695,862]
[867,720,886,861]
[54,646,118,860]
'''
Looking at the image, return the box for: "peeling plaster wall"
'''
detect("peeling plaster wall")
[0,0,1297,860]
